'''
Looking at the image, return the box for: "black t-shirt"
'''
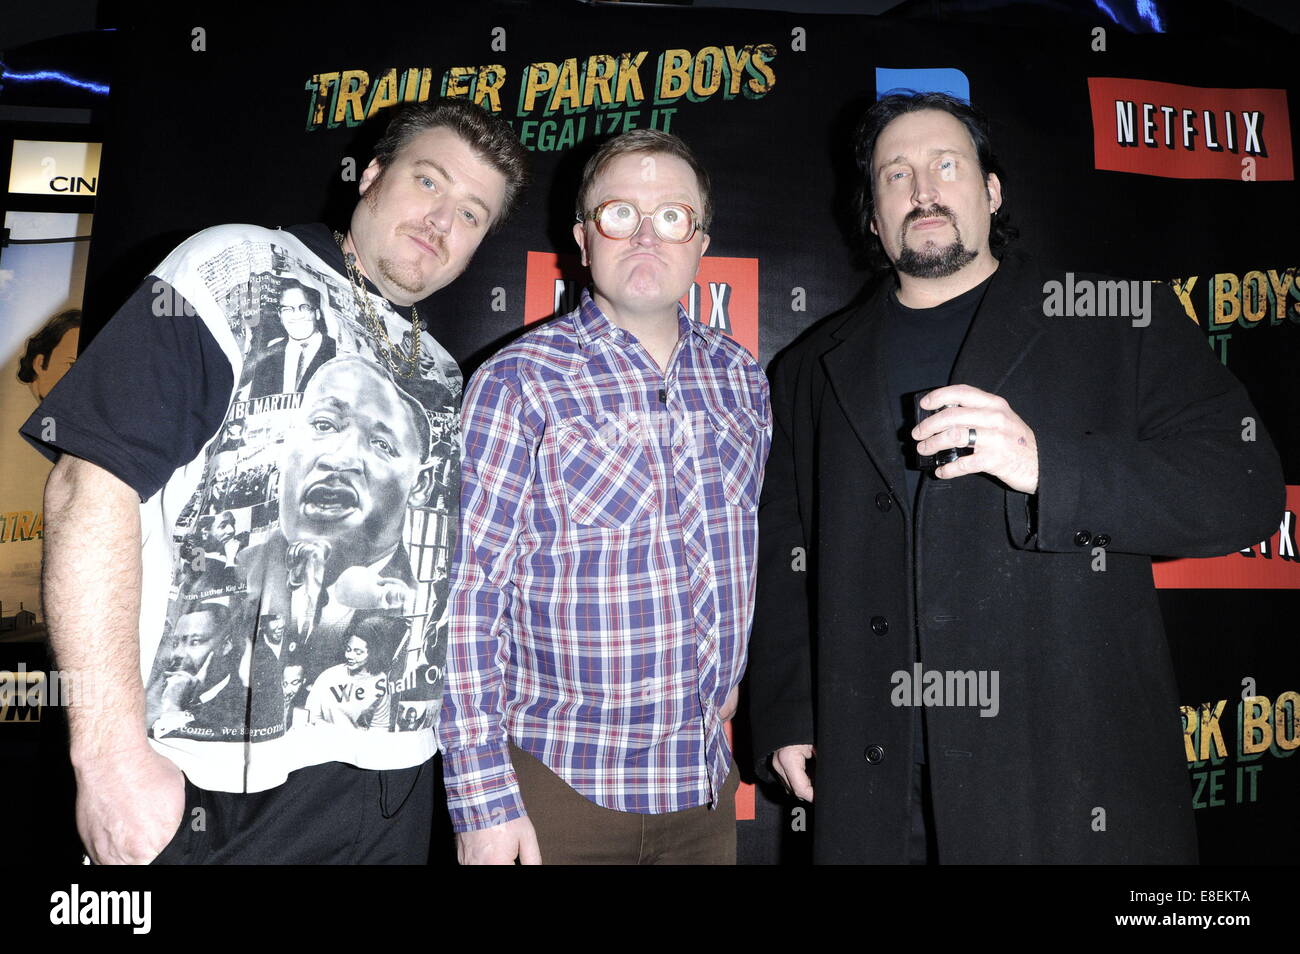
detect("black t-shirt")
[884,274,993,510]
[19,223,413,500]
[882,273,992,764]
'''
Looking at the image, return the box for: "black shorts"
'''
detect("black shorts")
[150,758,434,865]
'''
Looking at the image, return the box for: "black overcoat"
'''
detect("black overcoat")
[748,251,1284,864]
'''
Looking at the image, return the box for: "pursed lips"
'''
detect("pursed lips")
[623,251,666,265]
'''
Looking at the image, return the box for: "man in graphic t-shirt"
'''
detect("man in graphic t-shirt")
[23,99,529,865]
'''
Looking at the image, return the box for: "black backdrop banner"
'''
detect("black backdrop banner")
[81,0,1297,864]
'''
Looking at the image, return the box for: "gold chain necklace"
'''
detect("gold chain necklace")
[333,230,422,378]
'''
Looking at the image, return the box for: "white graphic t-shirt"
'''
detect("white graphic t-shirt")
[24,223,460,792]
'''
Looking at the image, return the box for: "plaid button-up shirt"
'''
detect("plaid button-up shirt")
[439,290,771,831]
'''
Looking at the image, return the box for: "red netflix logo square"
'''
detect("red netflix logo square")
[1088,77,1293,181]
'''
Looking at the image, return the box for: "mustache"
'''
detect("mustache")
[904,205,956,226]
[406,229,448,261]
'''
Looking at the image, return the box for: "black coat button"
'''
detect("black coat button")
[864,744,885,764]
[870,616,889,636]
[1073,530,1092,546]
[1095,533,1111,547]
[875,492,892,512]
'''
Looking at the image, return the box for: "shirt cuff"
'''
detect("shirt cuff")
[442,740,528,833]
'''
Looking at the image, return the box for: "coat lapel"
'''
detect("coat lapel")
[820,280,910,508]
[948,252,1045,396]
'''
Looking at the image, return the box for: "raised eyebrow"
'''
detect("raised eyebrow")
[877,148,965,174]
[412,158,492,218]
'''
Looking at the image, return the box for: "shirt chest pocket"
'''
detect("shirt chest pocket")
[710,406,763,512]
[555,414,657,529]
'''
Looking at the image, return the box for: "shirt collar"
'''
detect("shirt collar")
[575,288,716,354]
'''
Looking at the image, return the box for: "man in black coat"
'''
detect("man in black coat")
[747,92,1284,864]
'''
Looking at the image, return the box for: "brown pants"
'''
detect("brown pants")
[509,741,738,865]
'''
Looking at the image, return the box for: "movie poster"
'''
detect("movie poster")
[0,210,91,638]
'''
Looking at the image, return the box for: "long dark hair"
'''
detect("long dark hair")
[854,92,1018,270]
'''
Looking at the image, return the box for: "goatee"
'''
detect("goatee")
[378,257,427,296]
[895,238,978,278]
[893,204,979,279]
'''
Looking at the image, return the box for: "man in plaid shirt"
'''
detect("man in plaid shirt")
[439,130,771,864]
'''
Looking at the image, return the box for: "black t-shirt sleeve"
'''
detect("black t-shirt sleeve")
[19,277,234,502]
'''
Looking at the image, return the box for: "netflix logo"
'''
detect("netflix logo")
[1153,486,1300,589]
[1088,77,1293,181]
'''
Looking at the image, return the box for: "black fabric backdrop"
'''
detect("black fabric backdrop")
[81,0,1297,863]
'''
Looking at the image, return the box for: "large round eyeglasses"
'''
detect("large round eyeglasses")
[579,199,702,244]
